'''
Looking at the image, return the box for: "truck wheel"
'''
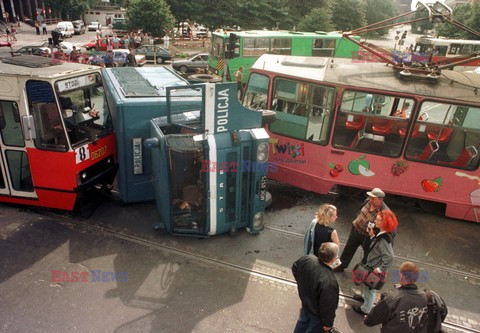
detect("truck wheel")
[179,65,188,73]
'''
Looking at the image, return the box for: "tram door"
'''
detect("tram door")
[0,100,35,198]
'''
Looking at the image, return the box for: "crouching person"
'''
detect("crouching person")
[292,242,341,333]
[364,261,448,332]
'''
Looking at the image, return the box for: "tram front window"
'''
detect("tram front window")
[55,73,113,147]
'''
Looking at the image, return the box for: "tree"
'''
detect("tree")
[45,0,97,20]
[127,0,175,36]
[410,9,433,35]
[330,0,366,32]
[435,3,480,39]
[298,7,333,32]
[364,0,397,36]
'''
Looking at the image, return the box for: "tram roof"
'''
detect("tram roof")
[0,55,99,79]
[251,54,480,104]
[211,30,355,39]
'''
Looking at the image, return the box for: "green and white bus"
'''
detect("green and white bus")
[208,30,360,83]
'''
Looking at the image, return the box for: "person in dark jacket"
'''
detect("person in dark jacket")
[292,242,340,333]
[364,261,448,333]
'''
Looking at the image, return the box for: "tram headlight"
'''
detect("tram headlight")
[252,212,264,230]
[256,142,268,163]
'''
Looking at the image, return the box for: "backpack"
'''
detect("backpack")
[425,290,448,333]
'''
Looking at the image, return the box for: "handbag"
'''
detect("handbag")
[352,262,386,290]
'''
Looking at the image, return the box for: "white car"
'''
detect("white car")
[88,22,102,31]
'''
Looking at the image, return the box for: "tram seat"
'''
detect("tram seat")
[414,140,439,160]
[372,119,395,135]
[398,124,420,138]
[439,146,478,167]
[346,115,366,130]
[427,126,454,143]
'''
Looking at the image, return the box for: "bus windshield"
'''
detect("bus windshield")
[55,73,113,147]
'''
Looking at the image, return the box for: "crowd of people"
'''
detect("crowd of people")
[293,187,448,333]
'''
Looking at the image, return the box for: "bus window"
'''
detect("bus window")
[27,80,69,152]
[312,39,336,57]
[271,38,291,55]
[406,102,480,170]
[210,35,225,60]
[333,91,413,157]
[5,150,33,191]
[243,37,269,57]
[269,78,335,144]
[243,73,269,110]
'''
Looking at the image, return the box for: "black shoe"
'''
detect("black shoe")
[332,266,344,273]
[352,305,368,316]
[353,294,364,303]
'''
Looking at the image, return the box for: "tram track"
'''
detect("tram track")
[41,211,480,333]
[265,225,480,282]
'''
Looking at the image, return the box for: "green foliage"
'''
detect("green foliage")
[330,0,366,31]
[364,0,397,36]
[410,10,433,35]
[45,0,96,20]
[127,0,175,37]
[436,3,480,39]
[298,7,333,32]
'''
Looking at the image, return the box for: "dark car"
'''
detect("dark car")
[73,20,86,35]
[13,43,51,56]
[172,53,208,73]
[134,44,172,63]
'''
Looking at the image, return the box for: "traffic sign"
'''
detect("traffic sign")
[395,36,399,41]
[37,15,43,22]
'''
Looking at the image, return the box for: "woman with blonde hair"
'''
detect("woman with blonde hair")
[304,204,340,256]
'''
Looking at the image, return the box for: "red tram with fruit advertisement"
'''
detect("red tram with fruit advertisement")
[0,55,117,211]
[243,54,480,222]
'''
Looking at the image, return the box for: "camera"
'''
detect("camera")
[368,222,375,229]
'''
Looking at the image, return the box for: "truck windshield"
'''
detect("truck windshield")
[55,73,113,147]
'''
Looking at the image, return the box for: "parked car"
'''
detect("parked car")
[56,21,75,38]
[195,26,208,38]
[14,44,51,56]
[134,44,172,63]
[172,53,208,73]
[88,22,102,31]
[73,20,86,35]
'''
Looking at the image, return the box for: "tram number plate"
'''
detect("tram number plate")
[75,145,90,164]
[260,176,267,201]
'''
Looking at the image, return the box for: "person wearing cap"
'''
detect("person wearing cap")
[333,188,390,273]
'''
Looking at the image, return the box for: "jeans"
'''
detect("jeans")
[361,285,377,313]
[294,307,324,333]
[338,225,371,269]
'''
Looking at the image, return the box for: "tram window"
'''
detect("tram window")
[406,102,480,170]
[0,101,24,147]
[269,78,335,144]
[55,73,114,147]
[312,39,336,57]
[243,73,269,110]
[333,91,413,157]
[26,80,68,152]
[5,150,34,192]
